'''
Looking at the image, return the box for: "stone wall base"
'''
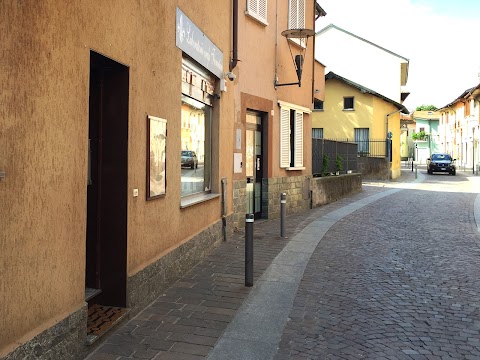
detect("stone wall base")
[2,304,87,360]
[127,216,233,314]
[358,157,389,180]
[2,217,233,360]
[232,175,311,229]
[310,173,362,207]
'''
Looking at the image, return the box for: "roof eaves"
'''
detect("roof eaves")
[315,2,327,17]
[316,24,409,62]
[325,71,409,114]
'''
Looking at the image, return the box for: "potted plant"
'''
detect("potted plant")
[322,154,330,177]
[412,130,426,141]
[335,155,343,175]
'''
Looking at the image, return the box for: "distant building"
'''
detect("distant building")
[315,24,409,103]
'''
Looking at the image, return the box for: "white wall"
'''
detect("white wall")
[315,27,406,102]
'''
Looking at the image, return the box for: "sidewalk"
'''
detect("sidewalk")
[85,170,416,360]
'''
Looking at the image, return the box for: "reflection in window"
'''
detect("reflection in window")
[181,95,211,197]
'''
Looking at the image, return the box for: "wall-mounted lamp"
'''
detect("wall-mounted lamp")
[274,28,315,88]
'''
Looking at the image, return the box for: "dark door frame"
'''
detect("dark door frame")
[246,111,265,219]
[86,51,129,308]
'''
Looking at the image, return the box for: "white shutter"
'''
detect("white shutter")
[288,0,306,46]
[297,0,305,28]
[246,0,268,24]
[258,0,267,20]
[280,107,291,168]
[288,0,298,29]
[294,111,303,167]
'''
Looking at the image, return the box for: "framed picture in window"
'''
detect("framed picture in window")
[147,115,167,200]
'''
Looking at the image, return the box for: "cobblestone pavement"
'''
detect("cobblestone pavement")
[85,168,480,360]
[84,174,391,360]
[274,170,480,360]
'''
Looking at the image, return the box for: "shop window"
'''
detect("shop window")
[246,0,268,25]
[343,97,354,110]
[181,59,214,198]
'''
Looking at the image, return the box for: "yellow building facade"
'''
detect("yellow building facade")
[312,73,408,179]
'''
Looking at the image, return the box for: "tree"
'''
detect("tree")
[416,104,437,111]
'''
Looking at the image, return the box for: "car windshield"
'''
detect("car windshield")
[431,154,451,161]
[182,151,192,156]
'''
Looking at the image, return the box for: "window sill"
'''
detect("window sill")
[180,192,220,208]
[313,109,324,112]
[343,109,355,111]
[245,11,268,26]
[286,167,305,171]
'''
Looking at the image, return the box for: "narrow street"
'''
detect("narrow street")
[85,169,480,360]
[272,169,480,359]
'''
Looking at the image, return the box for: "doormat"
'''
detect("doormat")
[86,304,130,344]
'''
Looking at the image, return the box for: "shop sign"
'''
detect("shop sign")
[176,7,224,79]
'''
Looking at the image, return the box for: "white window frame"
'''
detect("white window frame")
[246,0,268,26]
[343,96,354,111]
[279,100,311,170]
[312,128,324,139]
[354,128,370,154]
[288,0,306,48]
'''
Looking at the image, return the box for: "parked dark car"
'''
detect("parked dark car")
[181,150,198,169]
[427,153,456,175]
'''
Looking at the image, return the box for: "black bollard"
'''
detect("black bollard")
[245,213,254,287]
[280,193,286,237]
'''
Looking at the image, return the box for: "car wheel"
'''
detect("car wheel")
[451,170,456,176]
[195,163,198,169]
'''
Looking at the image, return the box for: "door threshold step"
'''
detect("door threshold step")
[85,287,102,302]
[86,304,130,345]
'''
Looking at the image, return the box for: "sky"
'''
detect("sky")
[315,0,480,111]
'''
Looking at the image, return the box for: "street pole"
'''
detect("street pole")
[245,213,254,287]
[280,193,286,237]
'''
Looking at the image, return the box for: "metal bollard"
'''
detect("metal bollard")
[415,165,417,179]
[245,213,254,287]
[280,193,286,237]
[411,161,414,172]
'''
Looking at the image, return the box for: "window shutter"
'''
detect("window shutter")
[288,0,298,29]
[289,0,305,29]
[294,111,303,167]
[280,107,291,168]
[258,0,267,20]
[247,0,267,23]
[297,0,305,28]
[288,0,306,46]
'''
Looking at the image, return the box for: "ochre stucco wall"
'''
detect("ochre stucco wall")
[0,0,233,355]
[312,78,375,139]
[235,0,316,179]
[312,78,402,179]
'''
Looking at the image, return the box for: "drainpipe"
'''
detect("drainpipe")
[274,0,278,84]
[311,1,315,106]
[230,0,238,71]
[385,109,403,180]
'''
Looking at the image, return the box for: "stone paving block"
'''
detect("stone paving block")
[169,342,212,356]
